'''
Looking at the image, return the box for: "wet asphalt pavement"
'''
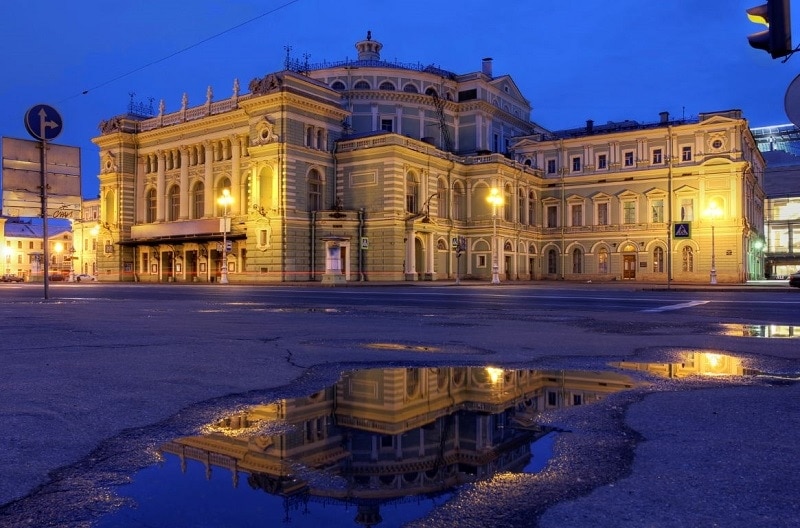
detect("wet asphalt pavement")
[0,281,798,527]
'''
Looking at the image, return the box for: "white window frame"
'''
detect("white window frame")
[623,151,635,167]
[651,148,663,165]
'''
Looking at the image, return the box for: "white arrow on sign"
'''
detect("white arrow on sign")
[38,108,60,139]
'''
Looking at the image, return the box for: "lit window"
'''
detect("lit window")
[597,203,609,225]
[623,200,636,224]
[652,149,662,164]
[651,199,664,223]
[624,152,634,167]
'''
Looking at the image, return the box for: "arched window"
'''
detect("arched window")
[682,246,694,272]
[331,81,345,90]
[308,169,322,211]
[528,191,536,225]
[406,172,419,213]
[167,185,180,221]
[316,129,325,150]
[653,247,665,273]
[504,185,512,221]
[425,87,438,97]
[192,182,204,219]
[403,84,418,93]
[598,247,609,274]
[354,80,370,90]
[305,126,314,148]
[437,179,448,218]
[379,81,395,91]
[145,189,156,223]
[572,248,583,273]
[453,182,466,221]
[216,177,231,217]
[547,249,558,274]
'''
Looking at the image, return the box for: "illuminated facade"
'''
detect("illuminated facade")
[0,218,71,281]
[512,111,766,282]
[92,33,765,283]
[72,198,100,277]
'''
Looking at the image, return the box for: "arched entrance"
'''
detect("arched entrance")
[620,242,637,280]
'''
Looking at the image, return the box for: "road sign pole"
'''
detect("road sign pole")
[41,139,50,300]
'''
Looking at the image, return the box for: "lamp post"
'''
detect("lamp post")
[218,188,233,284]
[705,201,722,285]
[486,187,504,284]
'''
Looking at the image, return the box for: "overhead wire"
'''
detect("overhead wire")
[59,0,302,103]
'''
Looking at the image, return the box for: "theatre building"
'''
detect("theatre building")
[92,33,765,283]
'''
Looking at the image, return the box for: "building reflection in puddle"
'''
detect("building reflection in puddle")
[717,324,800,338]
[612,351,749,378]
[142,367,636,526]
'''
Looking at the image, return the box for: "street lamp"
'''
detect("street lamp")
[705,200,722,284]
[486,187,504,284]
[217,188,233,284]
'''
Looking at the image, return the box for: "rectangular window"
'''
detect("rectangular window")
[652,149,662,164]
[573,394,583,405]
[651,199,664,223]
[380,119,393,132]
[546,159,557,174]
[142,253,149,274]
[547,392,557,406]
[477,255,487,267]
[572,156,581,172]
[597,154,607,169]
[597,203,609,225]
[680,199,694,221]
[682,146,692,161]
[546,205,559,227]
[624,151,634,167]
[623,200,636,224]
[571,204,583,226]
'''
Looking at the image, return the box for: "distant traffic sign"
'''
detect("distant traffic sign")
[24,104,62,141]
[674,222,691,239]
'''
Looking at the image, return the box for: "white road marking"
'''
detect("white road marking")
[642,300,710,313]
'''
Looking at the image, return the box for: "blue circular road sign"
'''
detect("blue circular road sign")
[24,104,62,141]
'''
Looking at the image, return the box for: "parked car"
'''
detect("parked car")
[0,274,24,283]
[75,274,96,282]
[790,270,800,288]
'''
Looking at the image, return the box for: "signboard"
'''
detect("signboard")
[360,237,369,250]
[1,136,81,219]
[673,222,691,239]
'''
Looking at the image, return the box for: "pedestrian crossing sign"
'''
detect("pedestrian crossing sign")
[673,222,691,238]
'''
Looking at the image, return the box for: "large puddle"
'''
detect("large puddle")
[86,354,747,527]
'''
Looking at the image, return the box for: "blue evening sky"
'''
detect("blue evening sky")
[1,0,796,199]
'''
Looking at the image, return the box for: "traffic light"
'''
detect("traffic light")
[747,0,793,59]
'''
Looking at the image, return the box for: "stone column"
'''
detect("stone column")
[156,151,165,222]
[405,228,415,278]
[135,156,146,223]
[231,135,241,216]
[179,147,189,219]
[204,141,214,217]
